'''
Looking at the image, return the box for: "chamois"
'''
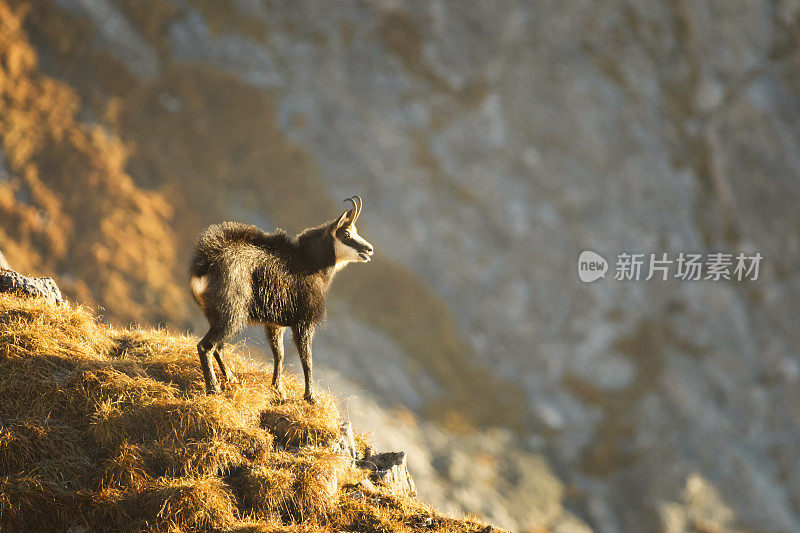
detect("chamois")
[189,195,374,403]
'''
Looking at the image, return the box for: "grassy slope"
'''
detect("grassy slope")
[0,293,494,533]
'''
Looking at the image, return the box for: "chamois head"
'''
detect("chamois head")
[331,195,374,268]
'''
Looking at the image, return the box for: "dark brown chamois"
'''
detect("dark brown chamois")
[189,196,374,402]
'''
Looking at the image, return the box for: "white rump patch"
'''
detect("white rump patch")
[190,276,208,300]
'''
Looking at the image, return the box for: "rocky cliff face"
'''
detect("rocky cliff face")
[2,1,799,531]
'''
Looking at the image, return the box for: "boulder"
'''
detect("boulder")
[333,422,417,496]
[360,449,417,496]
[358,478,377,494]
[0,270,64,306]
[332,421,357,462]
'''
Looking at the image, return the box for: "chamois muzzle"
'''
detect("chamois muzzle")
[359,249,373,262]
[353,238,373,262]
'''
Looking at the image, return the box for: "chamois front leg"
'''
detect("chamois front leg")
[265,324,286,400]
[198,328,223,394]
[292,324,316,404]
[213,341,238,387]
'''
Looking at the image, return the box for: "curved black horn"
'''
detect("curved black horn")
[342,195,362,222]
[353,194,362,221]
[343,196,357,216]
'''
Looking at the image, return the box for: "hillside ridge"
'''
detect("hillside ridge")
[0,289,498,532]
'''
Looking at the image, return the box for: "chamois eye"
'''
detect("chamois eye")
[343,230,350,238]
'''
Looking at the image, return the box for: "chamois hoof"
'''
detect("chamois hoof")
[272,383,286,401]
[205,381,222,394]
[304,392,317,405]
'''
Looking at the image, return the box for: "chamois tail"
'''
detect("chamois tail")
[189,222,261,304]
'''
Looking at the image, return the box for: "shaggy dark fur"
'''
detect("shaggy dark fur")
[190,206,372,402]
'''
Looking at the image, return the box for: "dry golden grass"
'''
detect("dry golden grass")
[0,293,494,532]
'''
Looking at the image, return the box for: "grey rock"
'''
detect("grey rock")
[0,270,64,306]
[333,421,357,462]
[359,477,377,493]
[360,451,417,496]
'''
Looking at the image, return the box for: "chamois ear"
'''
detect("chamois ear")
[332,211,350,232]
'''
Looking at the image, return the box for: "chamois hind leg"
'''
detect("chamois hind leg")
[213,341,238,386]
[198,327,224,394]
[291,324,315,404]
[265,324,286,399]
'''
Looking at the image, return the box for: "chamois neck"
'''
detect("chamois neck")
[295,224,336,277]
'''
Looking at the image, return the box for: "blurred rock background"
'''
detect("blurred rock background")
[1,1,799,531]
